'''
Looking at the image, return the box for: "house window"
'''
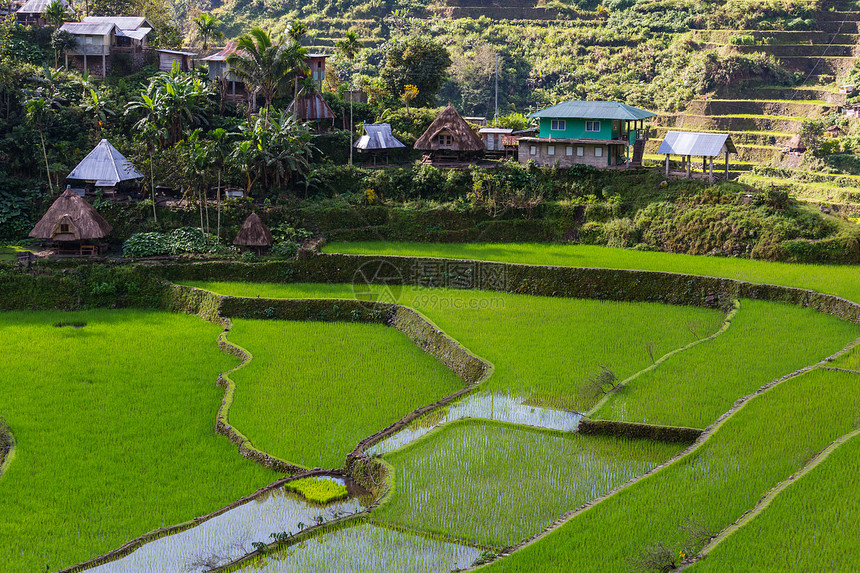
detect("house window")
[547,145,555,156]
[530,145,536,155]
[59,223,70,233]
[594,146,603,157]
[586,121,601,132]
[566,146,573,156]
[437,134,453,146]
[576,146,584,157]
[550,120,566,131]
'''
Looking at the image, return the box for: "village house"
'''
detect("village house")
[59,17,153,77]
[202,44,333,121]
[15,0,72,26]
[518,101,656,168]
[415,104,485,160]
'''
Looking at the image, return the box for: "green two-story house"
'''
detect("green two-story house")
[518,101,657,168]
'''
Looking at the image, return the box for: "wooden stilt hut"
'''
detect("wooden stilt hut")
[414,103,484,161]
[657,130,737,183]
[29,188,112,255]
[233,212,273,255]
[353,123,406,166]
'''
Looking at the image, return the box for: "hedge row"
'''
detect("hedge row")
[577,419,703,443]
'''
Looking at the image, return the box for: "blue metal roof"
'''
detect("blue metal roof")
[528,101,657,121]
[657,131,737,157]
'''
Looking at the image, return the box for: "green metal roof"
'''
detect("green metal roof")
[528,101,657,121]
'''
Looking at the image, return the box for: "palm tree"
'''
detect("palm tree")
[209,128,233,239]
[193,13,223,55]
[336,31,360,166]
[281,39,309,109]
[286,21,307,44]
[227,28,291,118]
[24,97,57,194]
[43,0,70,28]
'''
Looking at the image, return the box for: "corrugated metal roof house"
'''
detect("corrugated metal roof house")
[354,124,406,151]
[66,139,143,187]
[656,130,737,182]
[16,0,72,25]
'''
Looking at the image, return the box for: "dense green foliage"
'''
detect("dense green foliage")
[376,420,684,547]
[592,299,860,428]
[0,310,275,573]
[323,242,860,303]
[225,319,465,468]
[183,282,724,411]
[483,368,860,572]
[122,227,236,256]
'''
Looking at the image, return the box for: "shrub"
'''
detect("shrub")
[122,227,234,257]
[284,477,349,504]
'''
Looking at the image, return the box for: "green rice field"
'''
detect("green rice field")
[323,242,860,304]
[374,420,685,547]
[591,299,860,428]
[225,319,465,469]
[0,310,276,573]
[481,368,860,572]
[184,282,724,411]
[688,429,860,572]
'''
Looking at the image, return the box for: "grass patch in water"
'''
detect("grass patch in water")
[284,477,348,504]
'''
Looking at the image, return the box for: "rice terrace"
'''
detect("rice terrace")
[1,242,859,572]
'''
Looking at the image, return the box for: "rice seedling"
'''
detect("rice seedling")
[225,319,465,469]
[235,521,486,572]
[323,242,860,305]
[688,429,860,572]
[591,299,860,428]
[830,344,860,372]
[86,485,368,573]
[368,392,583,455]
[374,420,685,548]
[187,282,724,411]
[283,477,348,504]
[0,310,276,573]
[481,369,860,572]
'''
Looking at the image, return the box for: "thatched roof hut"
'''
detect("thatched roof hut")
[29,189,112,242]
[233,213,273,251]
[786,135,807,152]
[826,125,845,137]
[414,104,484,153]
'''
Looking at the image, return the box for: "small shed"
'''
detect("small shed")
[156,49,197,72]
[233,212,273,254]
[288,93,336,122]
[29,188,112,255]
[414,104,485,158]
[657,131,737,182]
[67,139,143,190]
[826,125,845,138]
[354,124,406,166]
[786,134,807,153]
[479,127,513,154]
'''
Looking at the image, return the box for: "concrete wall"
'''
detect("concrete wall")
[518,139,626,167]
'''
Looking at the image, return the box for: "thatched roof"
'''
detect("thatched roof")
[233,212,273,247]
[787,134,807,151]
[414,104,485,152]
[67,139,143,186]
[826,125,845,137]
[29,189,112,241]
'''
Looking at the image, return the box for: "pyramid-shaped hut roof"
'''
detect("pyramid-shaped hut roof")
[233,212,273,247]
[414,104,484,152]
[29,189,113,241]
[67,139,144,186]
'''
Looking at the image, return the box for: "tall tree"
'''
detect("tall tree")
[336,31,360,166]
[227,28,291,116]
[192,13,222,55]
[43,0,71,28]
[380,34,451,108]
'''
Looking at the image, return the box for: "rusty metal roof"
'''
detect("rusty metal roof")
[288,94,336,121]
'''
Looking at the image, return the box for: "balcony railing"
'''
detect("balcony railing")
[67,45,110,56]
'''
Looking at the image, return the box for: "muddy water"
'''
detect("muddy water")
[368,392,583,455]
[235,522,485,572]
[86,478,372,573]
